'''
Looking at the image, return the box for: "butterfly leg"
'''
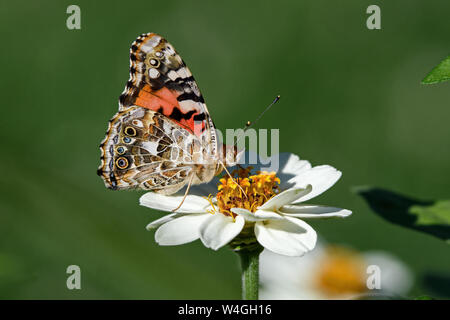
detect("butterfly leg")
[171,173,195,212]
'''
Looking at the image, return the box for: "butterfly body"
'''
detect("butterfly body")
[98,33,240,194]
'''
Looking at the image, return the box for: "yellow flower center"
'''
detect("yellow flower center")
[211,166,280,217]
[315,246,367,297]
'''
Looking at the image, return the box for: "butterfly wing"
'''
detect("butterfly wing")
[119,33,218,156]
[98,33,222,193]
[98,106,203,192]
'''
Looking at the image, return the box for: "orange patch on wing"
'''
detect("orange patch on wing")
[135,85,205,136]
[135,85,179,112]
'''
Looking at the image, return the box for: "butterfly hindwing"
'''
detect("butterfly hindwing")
[98,106,198,192]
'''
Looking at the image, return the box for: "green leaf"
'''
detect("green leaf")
[422,55,450,84]
[355,187,450,242]
[410,201,450,226]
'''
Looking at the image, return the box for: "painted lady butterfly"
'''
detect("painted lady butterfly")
[97,33,241,201]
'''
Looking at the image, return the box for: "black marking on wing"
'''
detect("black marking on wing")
[193,113,206,121]
[169,108,196,121]
[165,76,195,86]
[177,92,204,103]
[119,82,142,107]
[109,172,118,190]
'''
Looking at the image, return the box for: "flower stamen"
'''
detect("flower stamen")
[216,168,280,217]
[204,194,217,214]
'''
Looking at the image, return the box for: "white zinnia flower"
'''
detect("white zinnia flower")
[260,243,413,299]
[140,153,352,256]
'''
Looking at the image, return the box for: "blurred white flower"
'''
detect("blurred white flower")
[260,243,413,299]
[140,153,352,256]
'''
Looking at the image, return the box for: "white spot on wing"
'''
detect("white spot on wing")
[141,141,159,155]
[141,35,161,53]
[163,120,172,134]
[177,67,191,78]
[132,120,143,128]
[179,100,200,113]
[167,70,178,81]
[149,68,160,78]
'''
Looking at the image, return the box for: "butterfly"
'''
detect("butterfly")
[97,33,241,206]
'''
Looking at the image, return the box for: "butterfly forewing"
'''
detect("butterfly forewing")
[120,33,216,148]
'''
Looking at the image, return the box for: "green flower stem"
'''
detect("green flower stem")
[237,246,263,300]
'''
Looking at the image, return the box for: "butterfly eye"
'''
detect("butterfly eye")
[123,137,132,143]
[116,146,125,155]
[155,51,163,58]
[124,126,137,136]
[116,157,129,169]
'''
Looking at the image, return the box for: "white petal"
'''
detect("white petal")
[279,205,352,219]
[260,243,326,286]
[231,208,264,221]
[200,214,245,250]
[288,165,342,203]
[154,213,211,245]
[278,153,312,190]
[280,153,312,174]
[146,213,184,230]
[255,216,317,257]
[259,243,328,300]
[254,209,284,220]
[258,185,312,211]
[231,208,283,221]
[140,192,210,213]
[234,152,310,177]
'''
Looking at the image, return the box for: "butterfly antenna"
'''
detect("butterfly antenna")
[234,95,281,147]
[222,95,280,198]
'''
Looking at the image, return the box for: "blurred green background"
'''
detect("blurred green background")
[0,0,449,299]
